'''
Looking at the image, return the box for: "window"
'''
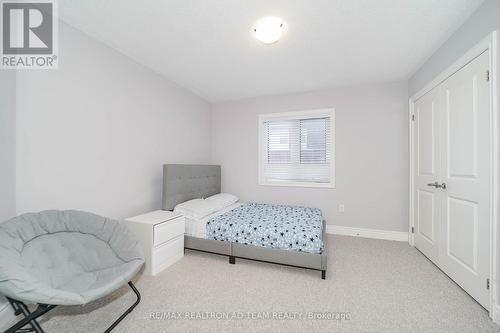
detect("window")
[259,109,335,188]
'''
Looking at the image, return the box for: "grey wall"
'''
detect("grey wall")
[0,71,16,222]
[0,70,16,330]
[211,81,409,232]
[15,22,212,220]
[409,0,500,315]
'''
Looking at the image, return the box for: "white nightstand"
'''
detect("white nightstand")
[124,210,185,276]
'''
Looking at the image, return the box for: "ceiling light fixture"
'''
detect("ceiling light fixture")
[253,17,286,44]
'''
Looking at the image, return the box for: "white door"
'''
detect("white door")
[439,51,491,309]
[414,88,441,263]
[413,51,491,309]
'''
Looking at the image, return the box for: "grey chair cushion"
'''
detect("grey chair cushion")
[0,210,144,306]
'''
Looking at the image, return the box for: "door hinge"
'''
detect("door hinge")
[486,70,490,82]
[411,226,415,234]
[411,114,415,121]
[487,278,490,290]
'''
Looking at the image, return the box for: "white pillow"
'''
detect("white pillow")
[204,193,239,211]
[174,199,215,219]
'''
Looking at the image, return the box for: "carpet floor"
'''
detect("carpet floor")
[38,235,499,333]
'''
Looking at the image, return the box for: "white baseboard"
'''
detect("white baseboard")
[326,225,409,242]
[492,304,500,326]
[0,301,15,331]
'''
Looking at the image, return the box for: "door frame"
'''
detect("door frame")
[408,31,498,317]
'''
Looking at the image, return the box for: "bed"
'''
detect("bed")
[162,164,327,279]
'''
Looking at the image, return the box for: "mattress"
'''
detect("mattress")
[184,203,243,238]
[206,203,324,254]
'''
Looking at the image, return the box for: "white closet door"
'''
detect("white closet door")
[414,88,441,263]
[439,51,491,309]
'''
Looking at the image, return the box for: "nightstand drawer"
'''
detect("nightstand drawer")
[151,235,184,275]
[153,217,185,247]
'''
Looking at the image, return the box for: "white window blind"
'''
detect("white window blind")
[259,109,334,187]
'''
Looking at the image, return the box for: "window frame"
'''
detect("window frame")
[258,108,336,188]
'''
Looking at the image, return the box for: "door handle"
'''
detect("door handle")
[427,182,447,190]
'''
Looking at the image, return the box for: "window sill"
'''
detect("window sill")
[258,180,335,189]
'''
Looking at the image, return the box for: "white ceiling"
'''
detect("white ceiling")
[58,0,485,102]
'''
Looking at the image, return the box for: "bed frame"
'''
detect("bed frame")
[162,164,327,279]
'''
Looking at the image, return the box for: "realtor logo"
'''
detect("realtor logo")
[1,0,58,69]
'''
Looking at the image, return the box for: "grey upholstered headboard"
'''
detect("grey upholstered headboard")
[162,164,221,211]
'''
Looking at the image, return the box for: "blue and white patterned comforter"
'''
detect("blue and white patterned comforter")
[206,203,324,254]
